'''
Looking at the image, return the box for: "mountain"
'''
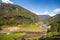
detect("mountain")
[38,15,51,22]
[48,14,60,21]
[47,14,60,32]
[0,3,39,26]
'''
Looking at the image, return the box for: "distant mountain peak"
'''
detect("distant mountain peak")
[38,15,51,22]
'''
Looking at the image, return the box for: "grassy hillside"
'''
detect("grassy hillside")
[0,33,25,40]
[0,3,39,28]
[47,14,60,32]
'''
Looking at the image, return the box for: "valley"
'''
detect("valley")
[0,2,60,40]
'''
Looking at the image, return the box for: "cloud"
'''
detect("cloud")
[35,8,60,16]
[35,11,56,16]
[53,8,60,13]
[42,11,56,16]
[2,0,14,4]
[35,11,49,15]
[48,14,56,16]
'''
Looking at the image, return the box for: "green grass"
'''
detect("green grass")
[19,24,38,29]
[0,33,25,40]
[18,24,43,32]
[47,32,59,37]
[27,24,37,28]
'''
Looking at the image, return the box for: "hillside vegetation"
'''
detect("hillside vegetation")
[47,14,60,32]
[0,3,39,28]
[0,33,25,40]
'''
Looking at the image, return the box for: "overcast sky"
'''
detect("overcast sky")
[1,0,60,16]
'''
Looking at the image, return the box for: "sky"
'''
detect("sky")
[0,0,60,16]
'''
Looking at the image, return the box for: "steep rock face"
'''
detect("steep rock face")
[0,3,39,26]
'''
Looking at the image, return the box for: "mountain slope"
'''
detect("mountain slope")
[47,14,60,32]
[0,3,39,26]
[38,15,51,22]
